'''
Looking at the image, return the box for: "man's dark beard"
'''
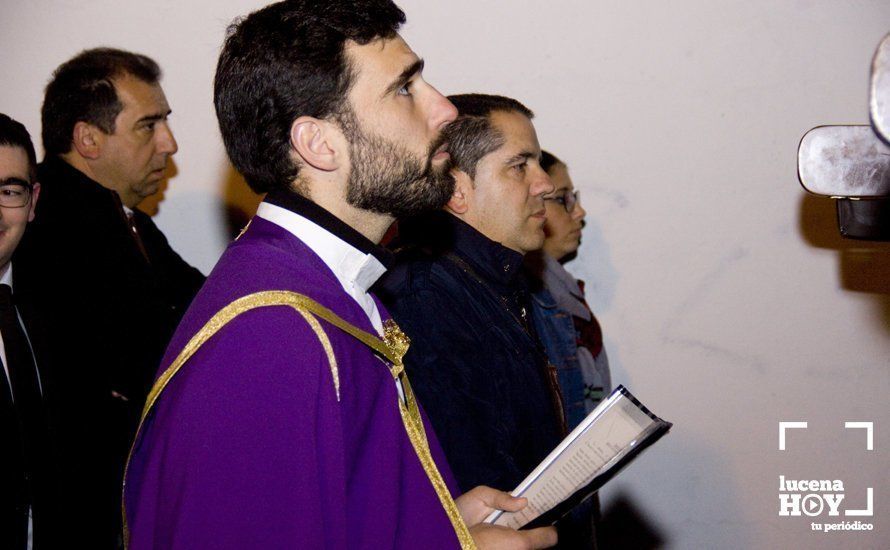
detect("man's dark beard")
[340,109,455,218]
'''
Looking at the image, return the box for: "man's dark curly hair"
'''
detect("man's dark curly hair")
[214,0,406,194]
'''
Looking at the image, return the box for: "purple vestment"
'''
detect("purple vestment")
[124,217,462,549]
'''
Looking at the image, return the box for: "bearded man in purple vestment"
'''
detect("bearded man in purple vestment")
[123,1,557,549]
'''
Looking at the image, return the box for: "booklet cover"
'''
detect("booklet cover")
[484,385,672,529]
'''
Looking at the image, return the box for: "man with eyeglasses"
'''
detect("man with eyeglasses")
[524,150,611,549]
[525,151,612,548]
[527,150,610,427]
[0,112,56,550]
[12,48,205,547]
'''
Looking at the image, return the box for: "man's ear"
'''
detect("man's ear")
[71,122,102,160]
[289,116,338,172]
[445,169,473,215]
[27,182,41,223]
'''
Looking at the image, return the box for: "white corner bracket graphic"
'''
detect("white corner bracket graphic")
[846,488,874,517]
[844,422,874,451]
[779,422,808,451]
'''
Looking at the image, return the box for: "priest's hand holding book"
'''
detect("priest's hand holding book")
[457,485,558,549]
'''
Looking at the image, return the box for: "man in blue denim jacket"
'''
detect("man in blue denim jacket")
[526,151,611,430]
[525,151,611,549]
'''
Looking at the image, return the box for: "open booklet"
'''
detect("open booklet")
[484,385,672,529]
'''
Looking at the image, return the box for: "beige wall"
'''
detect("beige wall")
[2,1,888,547]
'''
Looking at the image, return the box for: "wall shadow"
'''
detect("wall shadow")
[220,165,263,240]
[798,193,890,334]
[597,492,668,549]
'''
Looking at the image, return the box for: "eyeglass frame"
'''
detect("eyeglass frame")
[543,189,580,214]
[0,177,35,208]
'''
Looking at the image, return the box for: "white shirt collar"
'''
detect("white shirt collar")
[254,202,386,334]
[256,202,386,291]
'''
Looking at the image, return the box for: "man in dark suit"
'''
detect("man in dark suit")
[0,113,53,548]
[13,48,205,547]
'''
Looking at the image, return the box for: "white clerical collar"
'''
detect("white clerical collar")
[256,202,386,291]
[255,202,386,335]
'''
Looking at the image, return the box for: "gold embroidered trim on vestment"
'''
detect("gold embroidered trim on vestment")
[293,308,338,397]
[234,218,252,241]
[380,318,474,548]
[122,291,474,549]
[398,375,476,549]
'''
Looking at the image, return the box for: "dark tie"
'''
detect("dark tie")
[126,212,151,263]
[0,284,43,455]
[1,327,29,548]
[112,190,150,263]
[0,283,46,545]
